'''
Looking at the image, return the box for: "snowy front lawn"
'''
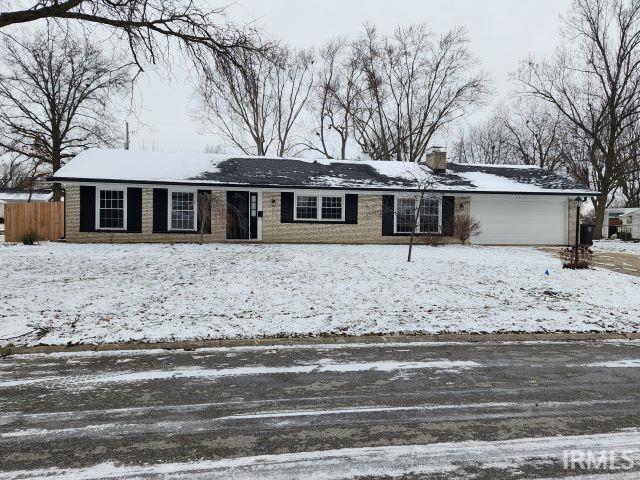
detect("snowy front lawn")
[2,242,640,346]
[593,239,640,256]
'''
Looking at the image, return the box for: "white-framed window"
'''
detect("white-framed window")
[295,195,318,220]
[394,195,441,234]
[294,193,345,221]
[169,189,197,231]
[419,197,441,233]
[395,197,415,234]
[96,187,126,230]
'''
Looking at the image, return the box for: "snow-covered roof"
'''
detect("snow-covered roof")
[620,209,640,218]
[52,149,599,195]
[605,207,640,214]
[0,189,53,202]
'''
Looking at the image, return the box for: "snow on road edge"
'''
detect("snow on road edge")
[1,430,639,479]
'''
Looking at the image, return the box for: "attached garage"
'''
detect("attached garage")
[471,194,569,245]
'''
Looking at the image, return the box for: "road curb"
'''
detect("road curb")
[1,332,639,356]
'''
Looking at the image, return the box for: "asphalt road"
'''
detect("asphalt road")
[2,340,640,479]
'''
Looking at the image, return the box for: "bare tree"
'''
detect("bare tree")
[561,123,611,201]
[501,99,567,172]
[452,100,567,171]
[403,189,441,262]
[450,115,511,164]
[272,47,315,156]
[195,45,314,157]
[0,1,263,73]
[196,49,275,156]
[619,155,640,207]
[350,24,490,162]
[515,0,640,238]
[616,114,640,207]
[0,27,131,200]
[195,192,251,244]
[304,38,362,159]
[378,166,439,262]
[0,157,32,189]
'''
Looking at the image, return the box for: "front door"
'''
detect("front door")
[227,191,260,240]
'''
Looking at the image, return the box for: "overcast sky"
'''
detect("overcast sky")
[126,0,573,153]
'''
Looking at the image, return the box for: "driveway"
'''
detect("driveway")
[542,246,640,277]
[592,250,640,277]
[2,340,640,479]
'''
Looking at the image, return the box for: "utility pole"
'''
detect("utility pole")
[124,122,130,150]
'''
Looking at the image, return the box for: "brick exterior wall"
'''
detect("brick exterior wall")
[65,186,226,243]
[64,186,470,244]
[261,192,466,244]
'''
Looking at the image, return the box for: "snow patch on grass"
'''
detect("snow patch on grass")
[2,243,640,347]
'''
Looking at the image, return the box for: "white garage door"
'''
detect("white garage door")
[470,195,568,245]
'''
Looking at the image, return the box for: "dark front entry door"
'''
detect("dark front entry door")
[227,191,250,239]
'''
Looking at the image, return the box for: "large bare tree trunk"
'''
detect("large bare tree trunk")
[593,198,606,240]
[50,150,62,201]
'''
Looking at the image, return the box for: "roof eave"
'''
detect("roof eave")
[50,176,601,197]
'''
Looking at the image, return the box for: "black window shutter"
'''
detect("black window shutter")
[197,189,212,234]
[345,194,358,224]
[281,192,294,223]
[442,196,455,236]
[127,188,142,233]
[382,195,395,236]
[79,185,95,232]
[153,188,168,233]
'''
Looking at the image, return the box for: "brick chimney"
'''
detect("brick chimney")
[425,147,447,174]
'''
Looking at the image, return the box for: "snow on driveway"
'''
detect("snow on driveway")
[1,243,640,346]
[594,240,640,256]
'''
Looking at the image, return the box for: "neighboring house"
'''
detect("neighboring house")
[602,207,639,238]
[51,148,598,246]
[0,189,54,222]
[619,210,640,240]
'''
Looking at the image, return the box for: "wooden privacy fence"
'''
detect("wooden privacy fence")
[4,202,64,242]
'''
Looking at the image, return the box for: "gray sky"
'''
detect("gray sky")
[127,0,573,153]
